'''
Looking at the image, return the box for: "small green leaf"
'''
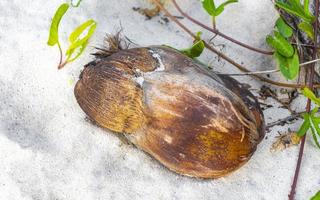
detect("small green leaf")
[181,40,205,59]
[181,32,205,58]
[302,87,320,105]
[202,0,216,16]
[66,20,97,62]
[202,0,237,17]
[275,17,293,38]
[214,0,238,16]
[47,3,70,46]
[297,113,310,137]
[69,19,96,43]
[266,31,294,57]
[309,111,320,149]
[311,190,320,200]
[298,21,314,40]
[275,50,299,80]
[311,117,320,135]
[309,123,320,149]
[66,40,89,62]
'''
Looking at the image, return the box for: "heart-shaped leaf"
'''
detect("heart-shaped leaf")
[275,50,299,80]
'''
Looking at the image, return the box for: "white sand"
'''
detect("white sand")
[0,0,319,199]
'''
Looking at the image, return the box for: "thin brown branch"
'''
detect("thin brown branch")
[151,0,320,89]
[218,59,320,76]
[171,0,274,55]
[289,0,320,199]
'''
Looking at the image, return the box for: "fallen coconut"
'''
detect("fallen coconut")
[74,43,265,178]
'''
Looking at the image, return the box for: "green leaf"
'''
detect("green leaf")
[275,1,314,23]
[297,113,310,137]
[202,0,237,17]
[181,40,205,59]
[202,0,216,16]
[181,32,205,58]
[69,19,96,43]
[275,50,299,80]
[298,21,314,40]
[309,122,320,149]
[47,3,69,46]
[304,0,311,15]
[214,0,238,16]
[66,40,89,62]
[311,107,319,116]
[66,20,97,62]
[266,32,294,57]
[309,112,320,149]
[288,0,305,14]
[275,17,293,38]
[302,87,320,105]
[311,118,320,136]
[311,190,320,200]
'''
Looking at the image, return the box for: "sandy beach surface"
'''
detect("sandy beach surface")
[0,0,319,199]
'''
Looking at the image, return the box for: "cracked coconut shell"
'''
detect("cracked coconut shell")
[74,46,265,178]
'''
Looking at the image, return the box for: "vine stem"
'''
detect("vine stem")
[171,0,274,55]
[151,0,320,88]
[289,0,319,199]
[219,59,320,76]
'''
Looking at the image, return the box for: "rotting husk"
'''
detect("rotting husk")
[74,35,265,178]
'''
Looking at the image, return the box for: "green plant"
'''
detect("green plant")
[311,190,320,200]
[298,88,320,148]
[180,32,205,58]
[47,2,96,69]
[275,0,315,40]
[201,0,238,29]
[266,17,300,80]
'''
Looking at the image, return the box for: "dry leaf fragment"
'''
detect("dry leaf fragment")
[270,131,301,152]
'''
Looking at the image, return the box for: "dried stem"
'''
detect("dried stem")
[266,112,304,129]
[289,0,319,199]
[171,0,274,55]
[219,69,280,76]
